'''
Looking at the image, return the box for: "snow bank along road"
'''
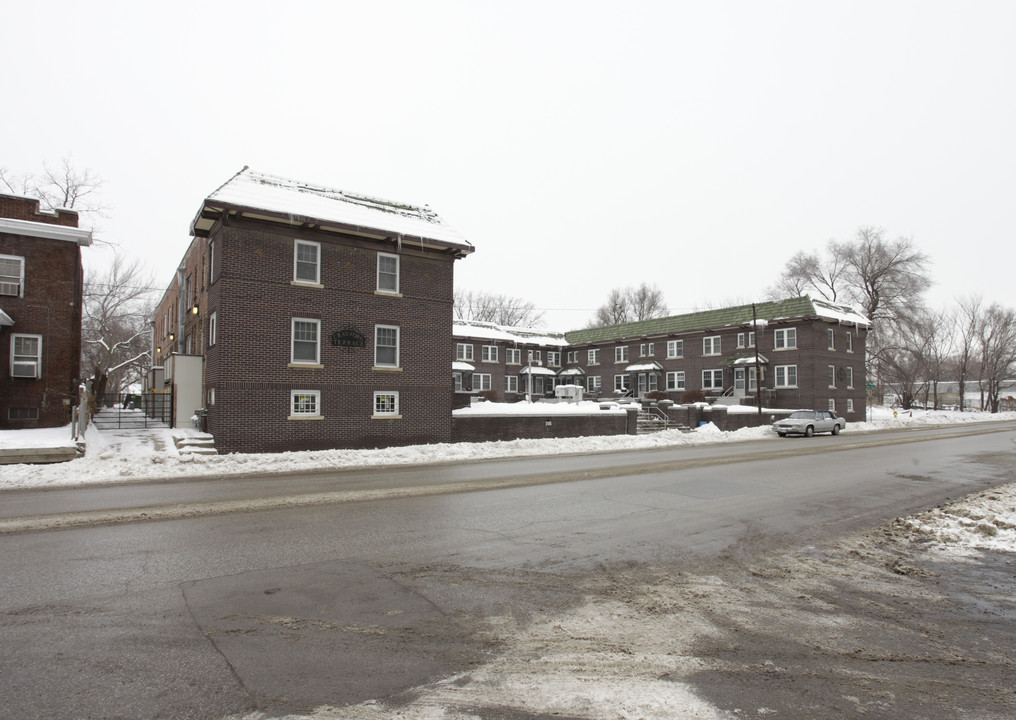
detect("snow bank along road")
[1,422,1012,535]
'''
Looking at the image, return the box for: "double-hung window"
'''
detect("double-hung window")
[703,336,720,356]
[506,347,521,364]
[587,375,602,392]
[208,312,217,346]
[290,390,321,418]
[291,319,320,365]
[481,345,498,363]
[11,334,41,378]
[667,339,683,358]
[475,373,492,391]
[846,332,853,352]
[588,349,601,365]
[1,255,25,297]
[614,346,628,363]
[547,351,560,367]
[505,375,519,393]
[456,343,474,362]
[702,369,723,390]
[846,367,854,388]
[774,328,797,350]
[377,252,400,293]
[827,328,835,350]
[775,364,798,388]
[375,325,400,368]
[294,240,320,284]
[666,371,685,391]
[614,374,629,392]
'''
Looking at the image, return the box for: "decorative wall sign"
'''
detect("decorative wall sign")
[332,327,366,350]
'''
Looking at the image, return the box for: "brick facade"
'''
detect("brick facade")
[0,194,91,428]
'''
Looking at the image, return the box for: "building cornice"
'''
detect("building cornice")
[0,217,93,246]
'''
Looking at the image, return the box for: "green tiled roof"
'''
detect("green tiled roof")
[564,297,846,345]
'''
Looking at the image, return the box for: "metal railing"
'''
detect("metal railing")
[92,392,174,429]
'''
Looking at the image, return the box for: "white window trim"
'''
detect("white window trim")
[587,375,602,392]
[482,345,499,363]
[208,311,217,347]
[847,398,855,413]
[702,369,723,390]
[667,340,684,359]
[375,325,401,369]
[0,254,26,298]
[11,333,42,378]
[666,371,686,391]
[289,389,323,419]
[827,328,835,350]
[703,336,721,356]
[376,252,401,295]
[847,367,854,389]
[775,364,798,388]
[456,343,474,362]
[506,348,521,365]
[505,375,519,393]
[774,328,797,350]
[846,332,853,353]
[614,346,628,363]
[588,349,601,366]
[614,374,629,391]
[828,364,836,388]
[290,318,321,366]
[293,239,322,286]
[372,390,401,419]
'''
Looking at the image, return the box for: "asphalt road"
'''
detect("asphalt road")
[1,423,1014,719]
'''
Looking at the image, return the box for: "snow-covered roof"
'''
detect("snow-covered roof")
[190,167,473,256]
[453,320,566,346]
[519,366,557,375]
[452,361,475,372]
[0,217,92,246]
[625,361,664,372]
[810,299,870,327]
[732,354,769,365]
[557,367,585,376]
[0,309,12,327]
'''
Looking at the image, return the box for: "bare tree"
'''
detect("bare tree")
[954,296,983,411]
[769,244,848,302]
[590,283,668,327]
[976,303,1016,413]
[454,290,544,328]
[82,254,157,396]
[0,157,108,238]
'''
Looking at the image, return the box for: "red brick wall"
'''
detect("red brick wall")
[0,194,80,226]
[198,220,458,453]
[0,231,85,428]
[452,410,629,443]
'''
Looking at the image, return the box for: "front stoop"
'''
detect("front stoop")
[173,433,218,455]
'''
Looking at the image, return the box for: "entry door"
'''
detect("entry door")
[637,373,647,396]
[734,368,746,397]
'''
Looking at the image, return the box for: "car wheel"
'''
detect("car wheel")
[778,432,787,437]
[804,426,814,437]
[832,424,840,435]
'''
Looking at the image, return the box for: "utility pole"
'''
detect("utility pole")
[753,303,763,418]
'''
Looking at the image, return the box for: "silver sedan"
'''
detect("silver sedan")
[773,409,845,437]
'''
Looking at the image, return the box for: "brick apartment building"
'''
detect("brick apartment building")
[1,193,92,428]
[454,297,869,418]
[152,168,474,453]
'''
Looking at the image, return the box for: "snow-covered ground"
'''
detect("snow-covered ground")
[3,405,1015,720]
[2,404,1013,490]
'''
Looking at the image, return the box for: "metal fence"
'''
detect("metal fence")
[92,392,174,429]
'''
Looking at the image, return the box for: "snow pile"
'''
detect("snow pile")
[902,484,1016,555]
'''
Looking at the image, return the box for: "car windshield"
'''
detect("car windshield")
[788,411,814,419]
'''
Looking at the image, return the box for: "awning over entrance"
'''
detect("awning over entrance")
[730,354,769,365]
[625,361,664,373]
[0,309,12,327]
[557,366,586,377]
[520,366,556,376]
[453,361,475,372]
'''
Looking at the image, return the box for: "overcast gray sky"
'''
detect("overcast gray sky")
[5,1,1014,329]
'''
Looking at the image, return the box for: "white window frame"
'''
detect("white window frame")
[505,375,519,393]
[0,254,25,297]
[11,334,42,378]
[828,364,836,388]
[293,239,321,285]
[453,372,464,392]
[456,343,474,362]
[666,371,685,391]
[481,345,498,363]
[703,336,721,356]
[775,364,798,388]
[667,339,683,358]
[208,311,217,347]
[208,240,215,285]
[614,346,628,363]
[291,319,320,365]
[474,373,492,391]
[774,328,797,350]
[377,252,400,294]
[588,348,601,365]
[506,347,521,365]
[847,367,854,389]
[827,328,835,350]
[290,389,322,418]
[587,375,602,392]
[702,369,723,390]
[375,325,400,368]
[846,332,853,352]
[373,390,400,417]
[547,351,561,367]
[567,351,578,364]
[828,399,836,412]
[614,374,629,392]
[847,398,855,413]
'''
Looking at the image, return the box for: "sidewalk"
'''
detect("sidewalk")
[0,424,215,465]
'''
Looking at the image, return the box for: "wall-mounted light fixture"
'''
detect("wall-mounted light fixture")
[168,333,175,341]
[191,305,199,315]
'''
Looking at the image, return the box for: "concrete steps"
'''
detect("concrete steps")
[173,432,218,455]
